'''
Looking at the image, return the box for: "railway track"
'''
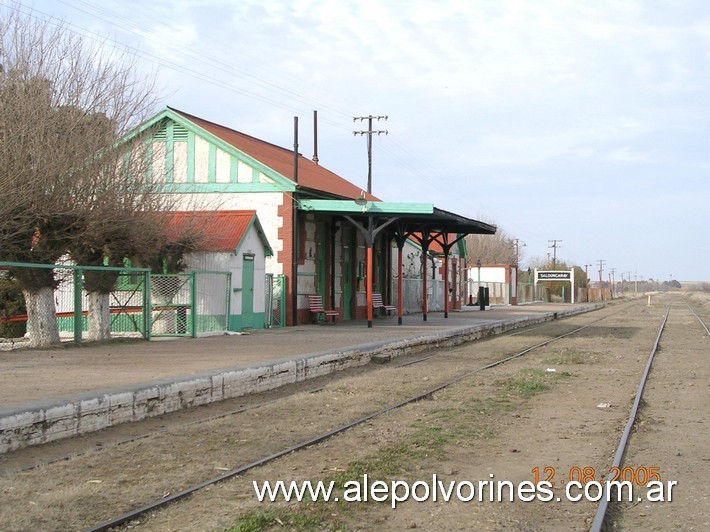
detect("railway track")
[591,299,708,531]
[2,295,704,530]
[0,311,589,477]
[84,300,643,531]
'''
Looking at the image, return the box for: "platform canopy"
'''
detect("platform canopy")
[298,199,497,240]
[299,198,497,327]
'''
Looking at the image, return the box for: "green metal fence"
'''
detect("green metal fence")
[0,262,233,348]
[0,261,151,347]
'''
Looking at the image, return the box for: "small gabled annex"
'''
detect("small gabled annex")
[165,210,272,330]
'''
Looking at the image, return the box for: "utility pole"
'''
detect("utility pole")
[597,259,606,288]
[610,268,616,297]
[353,115,388,194]
[513,239,526,265]
[548,240,562,269]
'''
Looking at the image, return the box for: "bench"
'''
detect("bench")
[306,294,339,324]
[372,292,396,317]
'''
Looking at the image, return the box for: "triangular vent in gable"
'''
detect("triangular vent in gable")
[153,120,188,141]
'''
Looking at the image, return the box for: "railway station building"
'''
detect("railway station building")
[125,107,496,328]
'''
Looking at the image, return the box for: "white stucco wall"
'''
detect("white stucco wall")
[468,266,506,283]
[183,220,268,316]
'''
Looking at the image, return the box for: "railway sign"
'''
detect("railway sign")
[538,271,571,280]
[534,269,575,303]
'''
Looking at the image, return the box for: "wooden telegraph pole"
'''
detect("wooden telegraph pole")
[353,115,388,194]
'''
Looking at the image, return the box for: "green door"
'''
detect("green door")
[316,221,327,298]
[342,227,353,320]
[241,254,255,329]
[343,250,352,320]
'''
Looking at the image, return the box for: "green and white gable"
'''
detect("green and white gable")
[134,107,296,194]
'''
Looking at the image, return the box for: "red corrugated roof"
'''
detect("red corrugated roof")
[165,210,257,252]
[170,107,378,201]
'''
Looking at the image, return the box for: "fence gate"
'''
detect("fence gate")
[265,274,286,328]
[193,270,230,335]
[150,271,231,337]
[151,273,192,337]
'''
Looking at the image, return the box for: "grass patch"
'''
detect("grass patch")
[496,368,571,398]
[544,348,596,365]
[338,442,428,480]
[465,397,517,417]
[226,507,328,532]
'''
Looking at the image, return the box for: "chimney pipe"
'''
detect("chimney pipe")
[312,110,319,165]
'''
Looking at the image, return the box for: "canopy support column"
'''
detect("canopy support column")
[344,214,397,328]
[421,238,428,321]
[443,251,449,319]
[397,242,403,325]
[366,243,373,328]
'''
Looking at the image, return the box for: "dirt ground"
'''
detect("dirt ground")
[0,293,707,531]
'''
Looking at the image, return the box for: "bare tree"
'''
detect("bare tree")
[65,132,187,341]
[464,220,517,266]
[0,7,160,346]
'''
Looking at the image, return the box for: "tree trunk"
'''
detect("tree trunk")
[87,291,111,341]
[22,287,61,348]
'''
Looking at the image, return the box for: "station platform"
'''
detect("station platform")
[0,302,602,453]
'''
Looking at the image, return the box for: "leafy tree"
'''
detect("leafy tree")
[661,280,681,290]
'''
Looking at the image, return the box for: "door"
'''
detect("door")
[316,221,327,298]
[342,231,353,320]
[241,254,255,329]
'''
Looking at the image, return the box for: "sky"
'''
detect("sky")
[9,0,710,282]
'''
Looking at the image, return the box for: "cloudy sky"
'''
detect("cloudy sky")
[15,0,710,281]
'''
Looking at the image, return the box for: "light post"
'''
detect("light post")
[513,239,526,265]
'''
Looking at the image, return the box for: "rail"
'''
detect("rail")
[85,302,635,532]
[590,300,707,531]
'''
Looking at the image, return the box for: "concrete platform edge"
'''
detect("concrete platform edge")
[0,304,602,454]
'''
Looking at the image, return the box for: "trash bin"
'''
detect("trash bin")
[478,287,490,310]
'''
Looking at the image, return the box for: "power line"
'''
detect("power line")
[4,0,530,238]
[27,0,495,209]
[3,0,355,125]
[55,0,357,122]
[4,0,491,214]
